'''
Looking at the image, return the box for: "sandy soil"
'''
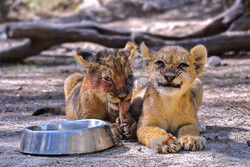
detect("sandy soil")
[0,2,250,167]
[1,52,249,167]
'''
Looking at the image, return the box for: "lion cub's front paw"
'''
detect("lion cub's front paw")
[116,114,137,140]
[110,123,123,142]
[178,136,206,151]
[121,121,137,139]
[150,134,181,153]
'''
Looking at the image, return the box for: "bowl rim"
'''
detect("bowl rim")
[24,119,109,133]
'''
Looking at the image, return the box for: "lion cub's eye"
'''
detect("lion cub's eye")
[155,60,165,68]
[178,63,189,69]
[103,77,113,83]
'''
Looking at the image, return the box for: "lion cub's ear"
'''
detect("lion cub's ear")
[140,42,155,61]
[189,44,207,76]
[75,48,96,68]
[120,41,137,62]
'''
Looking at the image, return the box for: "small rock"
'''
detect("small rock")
[142,2,159,12]
[138,147,142,152]
[78,0,101,11]
[247,140,250,146]
[205,56,222,68]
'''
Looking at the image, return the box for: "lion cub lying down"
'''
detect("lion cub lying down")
[64,42,137,141]
[135,43,207,153]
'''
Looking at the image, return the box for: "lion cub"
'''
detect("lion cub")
[64,42,137,140]
[136,43,207,153]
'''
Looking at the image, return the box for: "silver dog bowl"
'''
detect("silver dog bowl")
[20,119,115,155]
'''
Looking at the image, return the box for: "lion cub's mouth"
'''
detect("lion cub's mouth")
[158,81,183,88]
[108,100,130,125]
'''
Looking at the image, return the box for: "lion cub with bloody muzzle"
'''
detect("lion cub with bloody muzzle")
[64,42,137,141]
[136,43,207,153]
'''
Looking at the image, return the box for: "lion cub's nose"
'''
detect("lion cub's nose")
[164,72,176,82]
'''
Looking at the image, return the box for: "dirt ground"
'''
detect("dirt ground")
[0,2,250,167]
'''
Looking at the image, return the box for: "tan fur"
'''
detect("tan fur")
[64,73,83,100]
[64,42,137,140]
[135,44,207,153]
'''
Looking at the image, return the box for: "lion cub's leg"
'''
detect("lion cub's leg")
[191,78,206,133]
[177,123,206,151]
[191,78,203,110]
[177,76,206,150]
[137,115,181,153]
[64,73,83,100]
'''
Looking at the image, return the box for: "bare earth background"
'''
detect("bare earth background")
[0,2,250,167]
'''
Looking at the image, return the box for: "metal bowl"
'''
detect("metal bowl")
[20,119,115,155]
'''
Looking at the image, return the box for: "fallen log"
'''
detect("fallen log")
[0,39,58,62]
[1,20,250,62]
[1,0,250,62]
[135,31,250,54]
[6,21,250,52]
[181,0,246,39]
[0,21,131,62]
[131,0,249,41]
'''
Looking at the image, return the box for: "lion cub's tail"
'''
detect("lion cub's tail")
[32,107,64,116]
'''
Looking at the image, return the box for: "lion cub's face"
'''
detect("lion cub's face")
[141,44,207,96]
[75,42,136,109]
